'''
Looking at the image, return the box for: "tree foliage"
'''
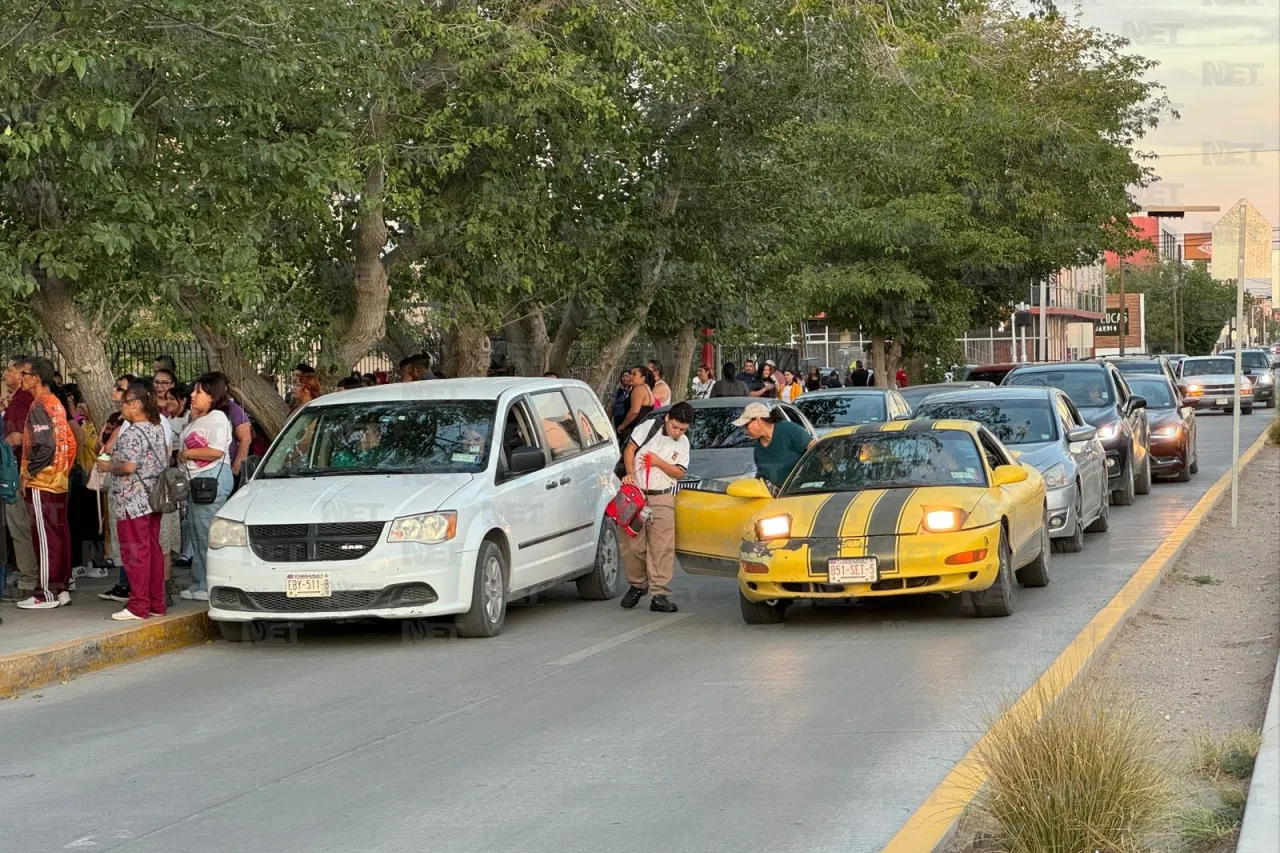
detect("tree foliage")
[1108,260,1236,356]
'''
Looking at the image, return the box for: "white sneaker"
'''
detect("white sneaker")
[66,579,77,591]
[180,589,194,600]
[111,608,144,621]
[16,593,62,610]
[189,590,209,602]
[57,590,72,606]
[83,566,110,579]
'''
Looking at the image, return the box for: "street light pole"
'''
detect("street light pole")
[1117,259,1126,356]
[1231,202,1246,527]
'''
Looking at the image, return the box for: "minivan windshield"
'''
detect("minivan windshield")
[260,400,497,478]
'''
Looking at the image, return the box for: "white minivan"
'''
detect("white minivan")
[205,378,623,640]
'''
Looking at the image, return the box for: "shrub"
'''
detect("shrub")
[973,682,1173,853]
[1192,728,1263,780]
[1266,412,1280,446]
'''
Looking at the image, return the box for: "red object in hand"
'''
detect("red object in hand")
[606,482,649,538]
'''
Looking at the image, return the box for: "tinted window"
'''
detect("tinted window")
[795,394,888,428]
[782,431,987,494]
[1125,377,1177,409]
[1182,358,1234,376]
[564,386,612,448]
[914,399,1058,445]
[1006,369,1113,407]
[261,401,496,478]
[1112,361,1163,376]
[529,391,583,461]
[1222,351,1271,370]
[685,407,755,449]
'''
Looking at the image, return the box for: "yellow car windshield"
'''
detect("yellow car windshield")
[782,431,987,494]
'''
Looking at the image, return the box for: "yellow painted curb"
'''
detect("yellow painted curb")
[882,430,1274,853]
[0,610,218,699]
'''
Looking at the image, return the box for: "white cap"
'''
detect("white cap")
[733,402,773,426]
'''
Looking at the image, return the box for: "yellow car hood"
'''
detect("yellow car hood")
[775,486,990,540]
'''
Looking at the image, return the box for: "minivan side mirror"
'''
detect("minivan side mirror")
[1066,425,1097,443]
[507,445,546,475]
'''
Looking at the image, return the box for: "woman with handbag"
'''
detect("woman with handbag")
[96,381,169,620]
[177,373,235,601]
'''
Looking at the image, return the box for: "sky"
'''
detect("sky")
[1067,0,1280,237]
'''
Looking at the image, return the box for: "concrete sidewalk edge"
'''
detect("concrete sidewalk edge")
[1237,651,1280,853]
[0,610,217,699]
[882,431,1274,853]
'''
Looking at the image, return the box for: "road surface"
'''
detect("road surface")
[4,412,1271,853]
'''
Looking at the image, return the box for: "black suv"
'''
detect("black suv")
[1004,361,1151,505]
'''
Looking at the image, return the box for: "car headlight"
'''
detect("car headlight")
[1152,425,1182,438]
[208,518,248,550]
[1095,422,1121,441]
[388,512,457,544]
[1258,372,1274,385]
[921,507,968,533]
[1041,463,1069,489]
[1185,384,1202,396]
[755,514,792,540]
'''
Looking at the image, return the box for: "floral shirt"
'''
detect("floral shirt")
[108,421,169,519]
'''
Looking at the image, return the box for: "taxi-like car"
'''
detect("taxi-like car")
[674,420,1050,623]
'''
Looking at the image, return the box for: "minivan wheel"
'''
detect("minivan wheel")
[217,620,269,643]
[455,541,507,638]
[576,521,622,601]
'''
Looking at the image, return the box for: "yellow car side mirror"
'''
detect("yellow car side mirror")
[991,465,1028,487]
[726,478,773,499]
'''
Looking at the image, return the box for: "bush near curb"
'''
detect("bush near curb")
[1266,413,1280,446]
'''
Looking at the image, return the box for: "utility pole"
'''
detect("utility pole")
[1173,244,1184,353]
[1231,202,1246,527]
[1039,276,1049,361]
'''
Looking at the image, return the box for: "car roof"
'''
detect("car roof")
[822,419,981,439]
[915,387,1055,404]
[794,388,888,398]
[904,381,996,391]
[306,377,587,407]
[683,396,791,408]
[1008,361,1104,373]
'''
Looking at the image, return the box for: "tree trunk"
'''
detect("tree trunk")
[333,158,392,377]
[442,321,492,378]
[587,251,664,397]
[652,324,696,403]
[546,301,585,377]
[186,318,291,439]
[29,269,116,429]
[887,341,903,387]
[869,336,888,388]
[501,307,551,377]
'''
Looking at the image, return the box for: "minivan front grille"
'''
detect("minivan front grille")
[249,522,386,563]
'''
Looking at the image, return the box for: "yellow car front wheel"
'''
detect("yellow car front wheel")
[739,590,788,625]
[970,525,1016,618]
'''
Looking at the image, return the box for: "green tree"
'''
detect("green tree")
[1107,260,1235,355]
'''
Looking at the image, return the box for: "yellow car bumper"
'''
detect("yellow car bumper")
[738,522,1001,602]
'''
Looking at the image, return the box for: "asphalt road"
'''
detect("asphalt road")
[4,411,1273,853]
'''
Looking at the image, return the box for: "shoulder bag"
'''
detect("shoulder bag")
[131,424,188,514]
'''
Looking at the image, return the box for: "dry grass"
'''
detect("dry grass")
[1178,784,1248,847]
[1267,412,1280,446]
[1191,728,1263,780]
[971,680,1174,853]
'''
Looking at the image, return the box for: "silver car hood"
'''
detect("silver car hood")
[1011,441,1066,471]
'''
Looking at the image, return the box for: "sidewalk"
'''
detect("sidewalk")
[0,573,216,698]
[1238,650,1280,853]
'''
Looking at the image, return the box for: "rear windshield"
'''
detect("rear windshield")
[782,431,987,494]
[1112,361,1162,375]
[1181,358,1234,377]
[260,400,497,478]
[913,399,1058,445]
[1125,378,1177,409]
[683,407,755,449]
[1005,369,1112,407]
[795,394,887,428]
[1221,351,1271,370]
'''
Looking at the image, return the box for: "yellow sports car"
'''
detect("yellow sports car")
[674,420,1050,623]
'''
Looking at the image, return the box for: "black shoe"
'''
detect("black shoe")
[649,595,678,613]
[98,585,130,603]
[620,586,647,609]
[174,556,193,569]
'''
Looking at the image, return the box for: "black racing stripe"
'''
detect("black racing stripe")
[807,491,862,576]
[865,488,918,575]
[903,419,936,432]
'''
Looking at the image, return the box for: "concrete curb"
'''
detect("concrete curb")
[0,610,217,699]
[882,431,1273,853]
[1237,650,1280,853]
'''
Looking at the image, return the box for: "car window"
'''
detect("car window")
[977,428,1012,469]
[528,391,583,461]
[1182,358,1234,376]
[1053,394,1077,432]
[794,394,888,428]
[1110,368,1130,404]
[889,392,909,418]
[1006,369,1112,407]
[781,430,988,494]
[685,406,755,449]
[1125,377,1177,409]
[914,398,1057,445]
[564,386,612,449]
[1223,351,1271,370]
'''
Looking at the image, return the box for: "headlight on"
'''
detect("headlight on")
[755,514,792,540]
[1095,422,1121,441]
[922,507,968,533]
[1258,372,1274,385]
[1186,384,1202,396]
[388,511,457,544]
[1041,463,1069,489]
[208,518,248,550]
[1152,425,1182,438]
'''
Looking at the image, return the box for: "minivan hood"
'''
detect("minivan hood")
[219,473,475,524]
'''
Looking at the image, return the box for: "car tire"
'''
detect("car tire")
[1266,396,1275,409]
[1052,491,1085,553]
[1242,406,1253,415]
[217,620,271,643]
[1085,485,1110,533]
[1112,454,1136,507]
[1017,511,1051,588]
[739,589,787,624]
[1175,454,1192,483]
[1189,453,1199,475]
[971,524,1016,617]
[1134,451,1152,496]
[576,521,622,601]
[455,540,507,638]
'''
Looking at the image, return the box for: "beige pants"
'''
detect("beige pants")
[620,491,675,596]
[6,495,38,590]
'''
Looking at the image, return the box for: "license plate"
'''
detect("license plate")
[828,557,878,584]
[286,573,331,598]
[1215,397,1230,406]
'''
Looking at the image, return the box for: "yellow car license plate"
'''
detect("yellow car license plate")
[286,573,331,598]
[828,557,878,584]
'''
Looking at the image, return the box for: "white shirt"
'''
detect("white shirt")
[628,417,690,492]
[180,410,232,477]
[117,415,174,451]
[691,378,714,399]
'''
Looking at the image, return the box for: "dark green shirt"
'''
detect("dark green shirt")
[753,420,813,488]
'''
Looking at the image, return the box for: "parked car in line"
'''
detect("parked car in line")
[914,387,1109,552]
[1216,348,1278,408]
[206,377,624,641]
[634,397,817,490]
[793,387,909,436]
[1166,354,1189,371]
[966,363,1023,385]
[1124,374,1198,482]
[1177,356,1257,415]
[898,380,997,413]
[1098,355,1185,395]
[1003,361,1151,506]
